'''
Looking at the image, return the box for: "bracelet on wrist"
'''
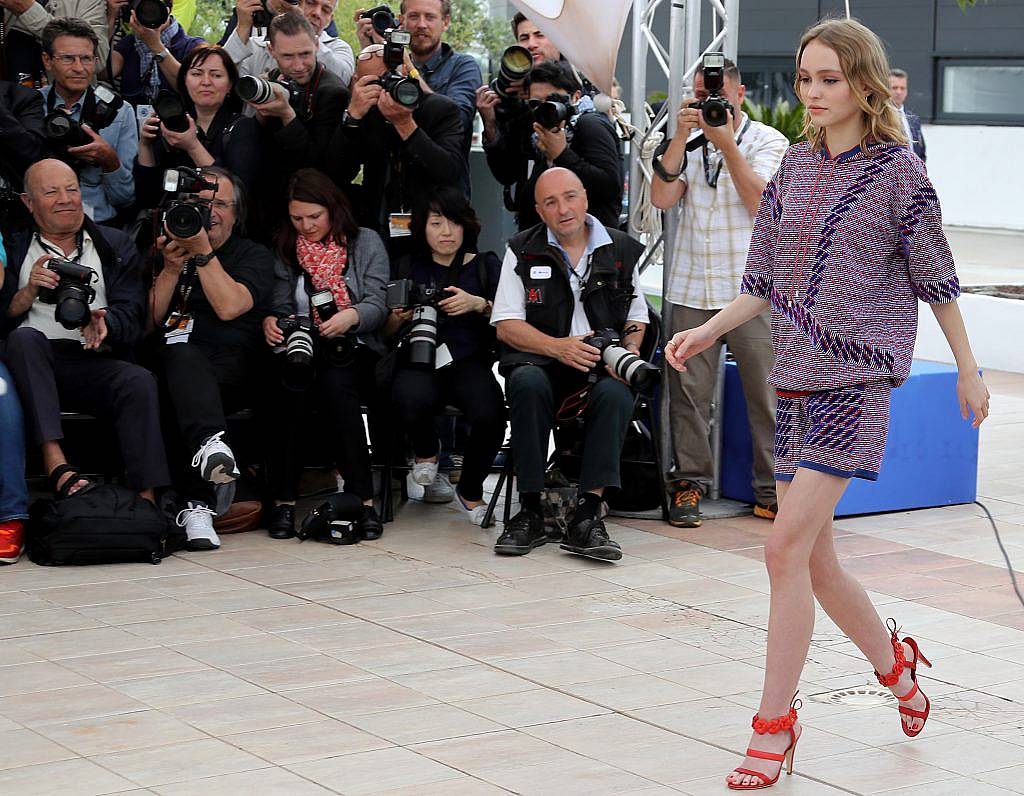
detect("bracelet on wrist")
[652,137,685,182]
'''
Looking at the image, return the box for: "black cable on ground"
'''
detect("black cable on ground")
[975,499,1024,609]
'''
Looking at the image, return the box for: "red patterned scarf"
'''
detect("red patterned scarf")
[296,235,353,324]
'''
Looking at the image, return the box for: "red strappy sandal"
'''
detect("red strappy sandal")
[727,694,802,790]
[874,618,932,738]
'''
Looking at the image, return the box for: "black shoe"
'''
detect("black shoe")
[560,515,622,562]
[494,509,546,556]
[360,505,383,540]
[669,480,703,528]
[267,504,296,539]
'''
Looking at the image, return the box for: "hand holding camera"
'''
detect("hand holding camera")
[263,315,286,346]
[156,235,190,276]
[158,113,202,155]
[246,79,297,123]
[64,124,121,172]
[532,121,568,161]
[348,74,384,119]
[27,255,62,295]
[549,333,601,373]
[130,9,172,53]
[355,5,395,48]
[319,307,359,338]
[32,256,99,330]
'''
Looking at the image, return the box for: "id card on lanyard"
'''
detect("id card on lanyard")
[163,262,197,343]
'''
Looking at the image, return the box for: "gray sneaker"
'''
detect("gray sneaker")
[423,472,454,504]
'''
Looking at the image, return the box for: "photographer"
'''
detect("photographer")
[478,59,621,232]
[326,40,463,253]
[387,188,504,524]
[0,79,46,232]
[135,44,261,205]
[261,168,387,541]
[0,235,28,565]
[225,0,353,85]
[0,159,169,506]
[491,168,647,562]
[39,19,137,226]
[109,0,204,107]
[651,56,787,527]
[1,0,108,85]
[149,166,275,550]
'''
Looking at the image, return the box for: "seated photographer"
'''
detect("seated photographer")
[135,43,261,205]
[0,235,28,565]
[478,59,621,233]
[325,40,463,253]
[225,0,353,85]
[0,159,169,506]
[39,19,138,226]
[149,165,275,550]
[491,168,648,562]
[1,80,46,234]
[386,188,504,525]
[261,168,388,541]
[109,0,204,107]
[1,0,108,86]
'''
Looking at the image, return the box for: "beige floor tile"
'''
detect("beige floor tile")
[436,628,575,662]
[224,718,392,765]
[566,674,710,710]
[222,562,343,587]
[111,669,266,709]
[453,687,611,727]
[287,746,467,795]
[0,642,42,666]
[141,571,252,597]
[92,738,270,787]
[591,639,730,672]
[500,650,640,686]
[34,711,204,756]
[529,617,664,649]
[0,660,92,696]
[0,757,136,795]
[678,772,850,794]
[976,765,1024,794]
[392,664,536,701]
[412,728,574,772]
[0,608,103,639]
[167,692,325,736]
[415,582,540,610]
[0,728,78,770]
[0,590,56,615]
[880,778,1020,795]
[58,647,209,683]
[231,653,373,691]
[505,571,624,600]
[33,581,166,607]
[1,684,147,727]
[173,634,314,668]
[280,621,411,653]
[364,778,510,795]
[279,577,401,601]
[120,615,264,645]
[329,592,452,622]
[152,766,335,795]
[181,588,307,614]
[345,703,505,745]
[285,677,439,718]
[474,757,669,795]
[77,597,215,625]
[656,660,766,696]
[798,746,964,792]
[384,610,516,640]
[331,640,477,678]
[14,626,158,660]
[229,604,355,632]
[887,730,1024,775]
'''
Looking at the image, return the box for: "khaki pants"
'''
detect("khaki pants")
[666,303,777,504]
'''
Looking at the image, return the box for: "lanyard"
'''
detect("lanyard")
[162,260,197,330]
[35,228,84,261]
[703,117,751,188]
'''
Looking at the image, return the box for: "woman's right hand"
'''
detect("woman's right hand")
[139,112,161,148]
[664,323,716,372]
[263,315,285,346]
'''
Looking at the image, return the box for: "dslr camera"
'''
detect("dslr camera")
[161,166,217,239]
[583,328,660,392]
[120,0,169,28]
[298,492,365,545]
[310,289,363,367]
[275,315,315,390]
[691,51,732,127]
[385,279,443,369]
[38,258,98,330]
[360,4,397,37]
[531,92,578,130]
[490,45,533,102]
[252,0,299,28]
[374,27,422,109]
[42,85,124,151]
[236,74,302,107]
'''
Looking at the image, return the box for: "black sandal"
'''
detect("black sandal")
[49,464,95,499]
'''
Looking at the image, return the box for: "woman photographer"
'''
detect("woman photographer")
[135,43,260,207]
[387,188,506,525]
[262,168,388,541]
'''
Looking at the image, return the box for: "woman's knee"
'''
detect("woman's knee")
[763,525,812,577]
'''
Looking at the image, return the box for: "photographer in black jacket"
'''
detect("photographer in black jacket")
[477,59,622,232]
[0,79,46,232]
[325,40,464,255]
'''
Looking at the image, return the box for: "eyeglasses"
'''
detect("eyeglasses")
[357,45,385,60]
[211,200,236,210]
[52,54,98,66]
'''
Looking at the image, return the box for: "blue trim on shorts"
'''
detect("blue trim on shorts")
[774,473,795,482]
[797,460,879,482]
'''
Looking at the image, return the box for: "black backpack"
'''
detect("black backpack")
[27,484,185,566]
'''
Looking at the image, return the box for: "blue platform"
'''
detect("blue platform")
[720,360,978,516]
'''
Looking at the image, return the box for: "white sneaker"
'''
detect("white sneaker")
[175,501,221,551]
[406,473,426,502]
[191,431,240,485]
[455,489,488,526]
[411,459,438,486]
[423,472,454,504]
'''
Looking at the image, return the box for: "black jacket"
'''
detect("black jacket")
[484,110,623,232]
[0,218,146,352]
[0,80,45,192]
[325,92,466,242]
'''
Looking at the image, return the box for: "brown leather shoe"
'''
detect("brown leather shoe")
[214,500,263,534]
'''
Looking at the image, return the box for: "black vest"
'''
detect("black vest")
[500,222,644,372]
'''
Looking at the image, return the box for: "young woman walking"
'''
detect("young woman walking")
[665,18,990,790]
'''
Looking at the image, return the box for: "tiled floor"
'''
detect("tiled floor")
[2,369,1023,795]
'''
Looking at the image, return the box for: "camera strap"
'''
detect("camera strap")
[161,259,197,331]
[34,229,85,263]
[702,116,750,188]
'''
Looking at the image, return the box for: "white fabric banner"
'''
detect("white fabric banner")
[508,0,632,94]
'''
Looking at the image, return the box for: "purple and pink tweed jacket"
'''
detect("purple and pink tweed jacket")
[740,140,960,392]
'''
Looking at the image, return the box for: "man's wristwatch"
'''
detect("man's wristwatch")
[152,49,169,63]
[342,110,361,128]
[191,249,217,268]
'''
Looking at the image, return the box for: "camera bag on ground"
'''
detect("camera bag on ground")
[298,492,365,545]
[27,480,185,566]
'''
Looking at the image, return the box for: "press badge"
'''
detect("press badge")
[388,212,412,238]
[136,104,154,125]
[530,265,552,280]
[435,343,453,370]
[164,315,194,344]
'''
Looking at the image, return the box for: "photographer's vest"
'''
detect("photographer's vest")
[499,223,642,373]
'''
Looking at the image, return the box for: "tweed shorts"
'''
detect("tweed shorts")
[773,381,891,482]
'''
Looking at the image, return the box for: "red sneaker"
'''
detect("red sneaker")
[0,520,25,564]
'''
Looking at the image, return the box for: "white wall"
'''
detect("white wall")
[915,293,1024,374]
[924,124,1024,231]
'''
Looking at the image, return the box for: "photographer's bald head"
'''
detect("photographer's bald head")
[534,167,589,243]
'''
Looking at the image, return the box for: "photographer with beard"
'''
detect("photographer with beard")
[325,41,463,255]
[477,59,621,232]
[260,168,388,541]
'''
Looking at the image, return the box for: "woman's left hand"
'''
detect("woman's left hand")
[161,115,200,154]
[957,369,990,428]
[439,286,485,316]
[319,307,359,338]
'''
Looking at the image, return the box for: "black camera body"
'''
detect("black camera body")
[38,257,98,330]
[276,315,315,390]
[161,167,217,239]
[532,93,578,130]
[121,0,169,28]
[385,279,443,369]
[693,52,732,127]
[584,328,660,392]
[385,279,442,311]
[152,90,191,133]
[298,492,365,545]
[361,4,398,37]
[43,85,124,152]
[372,28,422,109]
[252,0,299,28]
[236,74,302,108]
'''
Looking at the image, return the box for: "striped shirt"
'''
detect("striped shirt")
[666,115,789,309]
[740,141,959,391]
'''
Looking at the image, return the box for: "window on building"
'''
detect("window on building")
[938,60,1024,124]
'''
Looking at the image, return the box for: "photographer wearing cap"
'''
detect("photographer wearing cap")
[651,55,788,528]
[326,38,463,254]
[149,166,275,550]
[0,159,169,506]
[226,0,353,85]
[491,168,648,563]
[109,0,204,107]
[39,19,137,226]
[478,59,621,233]
[1,0,108,86]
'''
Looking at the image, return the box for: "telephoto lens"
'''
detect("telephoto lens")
[152,91,190,132]
[236,75,277,105]
[602,344,660,392]
[407,305,438,368]
[42,112,93,147]
[133,0,169,29]
[490,45,533,98]
[276,317,315,391]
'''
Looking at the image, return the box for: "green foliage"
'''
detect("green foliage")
[957,0,984,9]
[742,99,806,144]
[192,0,233,43]
[646,90,668,106]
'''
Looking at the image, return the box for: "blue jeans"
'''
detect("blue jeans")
[0,362,28,521]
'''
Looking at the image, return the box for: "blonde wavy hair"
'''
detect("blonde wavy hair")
[795,17,907,151]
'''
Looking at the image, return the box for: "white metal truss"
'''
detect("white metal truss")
[628,0,739,500]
